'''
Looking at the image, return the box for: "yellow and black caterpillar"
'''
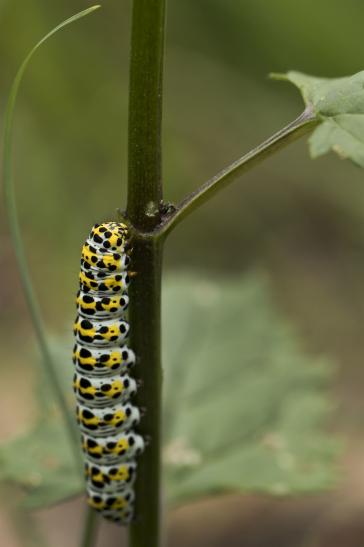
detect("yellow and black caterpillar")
[73,222,144,525]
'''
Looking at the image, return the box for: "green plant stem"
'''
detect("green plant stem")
[158,106,318,238]
[127,1,166,546]
[128,238,163,547]
[2,6,100,471]
[127,0,166,231]
[80,508,99,547]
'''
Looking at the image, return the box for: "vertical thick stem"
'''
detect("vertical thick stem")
[127,0,166,230]
[80,508,98,547]
[129,238,163,547]
[127,1,166,546]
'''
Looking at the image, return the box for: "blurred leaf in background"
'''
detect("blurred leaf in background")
[0,275,340,510]
[0,420,82,509]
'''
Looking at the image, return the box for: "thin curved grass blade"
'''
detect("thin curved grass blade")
[2,5,101,467]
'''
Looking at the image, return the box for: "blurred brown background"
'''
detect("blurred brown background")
[1,0,364,545]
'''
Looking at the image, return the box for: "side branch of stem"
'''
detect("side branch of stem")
[158,106,318,238]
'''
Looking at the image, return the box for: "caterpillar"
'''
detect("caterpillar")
[73,222,144,525]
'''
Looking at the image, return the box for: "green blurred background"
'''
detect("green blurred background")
[2,1,364,546]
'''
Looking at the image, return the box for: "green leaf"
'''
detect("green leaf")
[273,70,364,166]
[0,275,340,509]
[0,421,82,509]
[0,336,83,510]
[162,275,340,504]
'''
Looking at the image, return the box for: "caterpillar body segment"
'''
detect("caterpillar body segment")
[87,486,135,523]
[76,289,130,319]
[85,460,137,492]
[73,315,130,346]
[81,431,145,464]
[73,341,135,375]
[76,401,141,435]
[73,371,137,405]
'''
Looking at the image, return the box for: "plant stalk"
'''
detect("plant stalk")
[127,0,166,546]
[127,0,166,231]
[158,106,318,238]
[128,238,163,547]
[80,508,99,547]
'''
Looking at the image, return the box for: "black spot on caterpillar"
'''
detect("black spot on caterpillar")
[73,222,145,524]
